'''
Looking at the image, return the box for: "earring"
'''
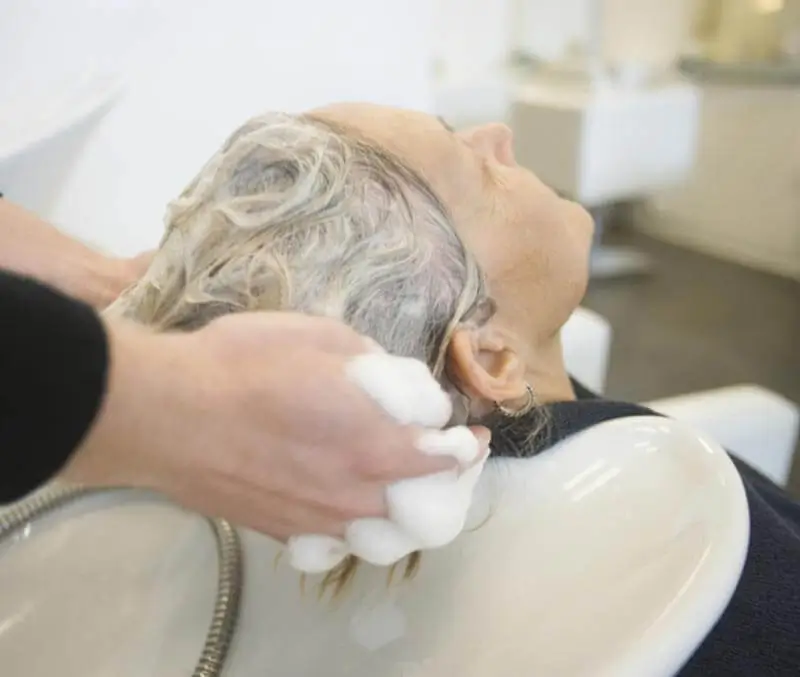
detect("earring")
[494,383,535,418]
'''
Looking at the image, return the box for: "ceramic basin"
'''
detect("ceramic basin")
[0,416,749,676]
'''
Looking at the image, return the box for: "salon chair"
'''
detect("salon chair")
[0,416,748,677]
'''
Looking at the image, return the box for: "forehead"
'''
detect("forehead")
[312,102,447,148]
[310,103,473,205]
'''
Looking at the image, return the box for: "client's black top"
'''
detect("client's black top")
[523,388,800,677]
[0,271,108,502]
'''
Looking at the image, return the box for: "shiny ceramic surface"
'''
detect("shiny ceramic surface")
[0,417,749,676]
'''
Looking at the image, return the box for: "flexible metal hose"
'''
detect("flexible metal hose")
[0,484,243,677]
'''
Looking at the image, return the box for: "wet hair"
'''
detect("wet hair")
[106,111,545,596]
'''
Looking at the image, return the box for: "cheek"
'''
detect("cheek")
[454,180,592,317]
[569,201,596,251]
[547,203,594,319]
[564,202,594,282]
[508,198,593,316]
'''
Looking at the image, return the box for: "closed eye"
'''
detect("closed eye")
[437,116,456,133]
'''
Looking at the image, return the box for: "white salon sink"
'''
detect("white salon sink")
[0,416,748,677]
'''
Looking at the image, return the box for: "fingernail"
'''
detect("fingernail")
[472,426,491,449]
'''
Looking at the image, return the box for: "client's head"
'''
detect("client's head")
[108,103,594,595]
[110,104,594,422]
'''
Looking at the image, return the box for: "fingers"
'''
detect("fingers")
[193,429,489,542]
[129,250,157,277]
[249,490,387,542]
[274,313,376,354]
[228,477,389,541]
[409,426,491,476]
[212,493,349,542]
[214,312,377,356]
[357,424,492,482]
[469,426,492,465]
[193,313,493,545]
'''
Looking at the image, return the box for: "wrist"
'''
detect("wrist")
[0,199,133,308]
[64,320,200,491]
[65,254,136,309]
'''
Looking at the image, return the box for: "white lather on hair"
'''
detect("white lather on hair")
[286,352,488,573]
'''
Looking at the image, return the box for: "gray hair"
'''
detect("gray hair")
[106,113,543,594]
[108,112,490,386]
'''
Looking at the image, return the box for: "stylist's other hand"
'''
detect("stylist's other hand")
[91,249,155,309]
[64,313,489,540]
[108,250,156,300]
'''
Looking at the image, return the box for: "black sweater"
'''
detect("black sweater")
[0,271,108,502]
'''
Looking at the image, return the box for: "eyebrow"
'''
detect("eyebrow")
[437,116,455,133]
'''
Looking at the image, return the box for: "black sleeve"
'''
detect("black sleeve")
[0,271,109,503]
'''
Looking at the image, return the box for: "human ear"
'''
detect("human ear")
[445,326,527,417]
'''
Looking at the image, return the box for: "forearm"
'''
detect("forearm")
[0,267,189,501]
[0,198,132,307]
[64,319,198,492]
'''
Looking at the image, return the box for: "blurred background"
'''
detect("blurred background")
[1,0,798,487]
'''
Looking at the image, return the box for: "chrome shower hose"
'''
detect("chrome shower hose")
[0,484,243,677]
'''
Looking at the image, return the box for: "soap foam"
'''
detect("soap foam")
[344,353,453,428]
[286,352,488,573]
[345,518,419,566]
[287,534,348,574]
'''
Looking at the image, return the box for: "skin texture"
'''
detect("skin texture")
[0,199,152,308]
[313,104,595,407]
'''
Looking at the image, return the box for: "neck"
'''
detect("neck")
[522,335,576,404]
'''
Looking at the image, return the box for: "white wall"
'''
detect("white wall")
[0,0,434,255]
[434,0,512,78]
[637,85,800,281]
[511,0,589,62]
[512,0,692,73]
[433,0,695,128]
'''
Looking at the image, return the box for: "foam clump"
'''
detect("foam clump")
[286,352,488,573]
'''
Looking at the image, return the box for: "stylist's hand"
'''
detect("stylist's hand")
[65,313,489,540]
[0,194,155,308]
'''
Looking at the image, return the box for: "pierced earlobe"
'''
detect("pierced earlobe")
[494,383,535,418]
[441,363,475,426]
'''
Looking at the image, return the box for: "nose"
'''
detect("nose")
[462,123,516,167]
